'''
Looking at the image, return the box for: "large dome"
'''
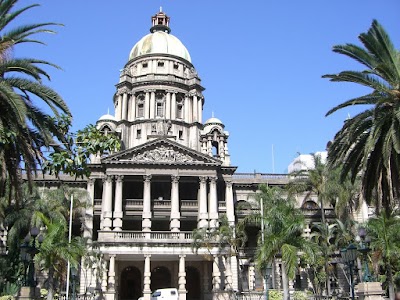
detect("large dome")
[129,31,191,62]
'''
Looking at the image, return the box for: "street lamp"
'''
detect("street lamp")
[263,263,272,300]
[340,244,357,300]
[71,267,78,300]
[20,227,44,287]
[358,227,373,282]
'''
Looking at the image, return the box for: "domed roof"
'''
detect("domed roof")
[205,117,223,125]
[128,10,191,63]
[98,114,116,122]
[129,31,191,62]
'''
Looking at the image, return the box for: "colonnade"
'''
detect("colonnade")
[115,88,203,124]
[95,253,236,300]
[86,174,235,233]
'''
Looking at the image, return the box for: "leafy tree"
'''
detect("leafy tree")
[192,214,244,290]
[366,212,400,299]
[324,19,400,216]
[240,184,316,300]
[34,212,85,300]
[43,116,121,179]
[0,0,70,203]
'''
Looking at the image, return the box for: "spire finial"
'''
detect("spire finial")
[107,108,110,115]
[160,6,162,12]
[212,111,215,118]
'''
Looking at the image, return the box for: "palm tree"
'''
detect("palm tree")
[0,0,70,203]
[324,19,400,216]
[241,184,316,300]
[366,212,400,299]
[34,212,85,300]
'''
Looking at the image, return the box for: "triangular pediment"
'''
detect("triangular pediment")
[103,138,221,166]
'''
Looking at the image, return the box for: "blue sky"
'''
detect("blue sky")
[12,0,400,173]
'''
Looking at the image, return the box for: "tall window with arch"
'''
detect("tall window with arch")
[136,93,145,118]
[156,92,165,117]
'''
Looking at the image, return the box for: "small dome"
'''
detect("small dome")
[98,114,116,122]
[129,31,191,62]
[205,117,223,125]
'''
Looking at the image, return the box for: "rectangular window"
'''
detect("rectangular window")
[137,104,144,117]
[179,130,183,140]
[158,61,164,67]
[173,63,179,70]
[156,102,164,117]
[142,62,148,68]
[176,104,183,119]
[137,129,141,139]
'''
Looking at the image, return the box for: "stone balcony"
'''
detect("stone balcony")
[98,230,194,244]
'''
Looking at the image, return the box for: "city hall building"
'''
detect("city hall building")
[12,10,370,300]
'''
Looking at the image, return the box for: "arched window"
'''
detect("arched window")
[156,92,165,117]
[136,93,145,118]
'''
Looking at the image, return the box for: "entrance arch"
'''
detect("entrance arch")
[120,266,142,300]
[186,266,201,300]
[151,266,172,291]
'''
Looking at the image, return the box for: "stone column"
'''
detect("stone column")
[184,94,191,123]
[192,94,198,122]
[170,175,181,232]
[142,175,152,232]
[101,175,113,231]
[198,176,208,228]
[166,92,171,119]
[149,90,155,119]
[230,255,239,292]
[225,180,235,224]
[116,94,122,121]
[171,92,177,119]
[145,91,150,119]
[198,96,203,123]
[212,255,221,291]
[113,175,123,231]
[108,255,116,292]
[84,178,95,242]
[209,176,218,229]
[178,255,187,300]
[130,94,136,121]
[122,92,128,120]
[143,255,152,300]
[102,259,108,292]
[224,255,233,291]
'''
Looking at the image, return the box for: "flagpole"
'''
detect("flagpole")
[66,194,73,300]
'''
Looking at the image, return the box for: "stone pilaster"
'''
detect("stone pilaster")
[198,176,208,228]
[178,255,187,300]
[143,255,152,300]
[209,176,218,229]
[212,255,221,291]
[170,175,180,232]
[108,255,116,292]
[142,175,152,231]
[113,175,123,231]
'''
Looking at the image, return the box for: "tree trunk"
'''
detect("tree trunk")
[387,264,395,300]
[47,267,55,300]
[282,263,289,300]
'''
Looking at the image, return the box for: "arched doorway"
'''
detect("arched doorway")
[120,266,142,300]
[186,266,201,300]
[151,266,172,291]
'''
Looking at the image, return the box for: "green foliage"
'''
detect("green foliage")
[43,116,121,178]
[293,291,311,300]
[0,0,69,203]
[0,282,19,297]
[268,289,283,300]
[324,19,400,215]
